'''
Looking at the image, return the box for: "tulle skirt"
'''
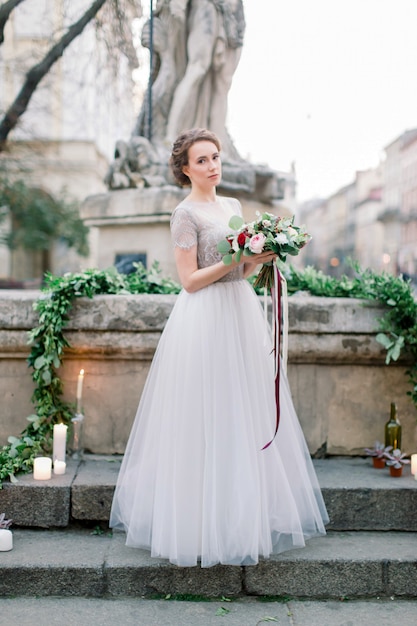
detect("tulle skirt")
[110,279,329,567]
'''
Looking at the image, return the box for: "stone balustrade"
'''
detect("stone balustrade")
[0,290,415,456]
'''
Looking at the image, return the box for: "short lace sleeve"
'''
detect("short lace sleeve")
[170,206,198,249]
[230,197,243,218]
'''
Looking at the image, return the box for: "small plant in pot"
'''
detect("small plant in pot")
[364,441,392,469]
[384,449,410,477]
[0,513,13,551]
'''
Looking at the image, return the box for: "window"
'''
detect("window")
[114,253,147,274]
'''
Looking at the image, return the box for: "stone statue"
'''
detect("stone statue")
[106,0,285,204]
[132,0,188,148]
[105,137,169,189]
[165,0,245,159]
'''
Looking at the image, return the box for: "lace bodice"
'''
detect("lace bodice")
[170,197,244,283]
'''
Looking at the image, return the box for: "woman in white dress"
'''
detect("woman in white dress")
[110,128,329,567]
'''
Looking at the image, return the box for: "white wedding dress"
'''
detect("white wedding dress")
[110,196,329,567]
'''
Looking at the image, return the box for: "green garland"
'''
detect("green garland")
[0,263,180,486]
[281,264,417,408]
[0,262,416,486]
[250,262,417,407]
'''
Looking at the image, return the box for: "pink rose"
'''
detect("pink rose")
[249,232,266,253]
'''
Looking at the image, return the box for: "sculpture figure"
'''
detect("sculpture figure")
[165,0,245,159]
[132,0,188,146]
[106,0,285,203]
[105,137,169,189]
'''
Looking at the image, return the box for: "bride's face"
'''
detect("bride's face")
[182,141,222,190]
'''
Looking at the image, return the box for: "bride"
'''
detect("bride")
[110,128,329,567]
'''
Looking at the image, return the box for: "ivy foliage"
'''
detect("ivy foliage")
[281,263,417,408]
[0,261,416,486]
[0,263,180,486]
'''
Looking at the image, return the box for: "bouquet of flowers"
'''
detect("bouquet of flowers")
[217,212,311,290]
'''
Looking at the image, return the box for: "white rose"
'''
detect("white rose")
[275,233,288,245]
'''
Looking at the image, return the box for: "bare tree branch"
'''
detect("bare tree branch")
[0,0,26,44]
[0,0,108,150]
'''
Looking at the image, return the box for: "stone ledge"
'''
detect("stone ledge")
[72,456,417,531]
[82,186,185,222]
[1,529,416,599]
[0,459,78,528]
[1,457,416,531]
[0,291,389,334]
[315,458,417,532]
[288,294,386,333]
[0,291,415,455]
[71,456,121,521]
[243,531,417,599]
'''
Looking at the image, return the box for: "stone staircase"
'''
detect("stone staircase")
[1,457,416,600]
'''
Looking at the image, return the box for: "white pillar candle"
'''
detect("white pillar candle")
[411,454,417,480]
[33,457,52,480]
[53,424,68,463]
[53,460,66,475]
[76,369,85,401]
[0,529,13,551]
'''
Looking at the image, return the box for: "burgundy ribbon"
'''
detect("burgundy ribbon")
[262,268,281,450]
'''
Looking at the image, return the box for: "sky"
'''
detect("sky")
[227,0,417,201]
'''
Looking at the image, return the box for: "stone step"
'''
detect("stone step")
[1,456,416,531]
[0,528,416,600]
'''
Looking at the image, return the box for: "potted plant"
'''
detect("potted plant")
[364,441,392,469]
[384,449,410,477]
[0,513,13,551]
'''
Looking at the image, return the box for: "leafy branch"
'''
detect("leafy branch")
[0,0,108,149]
[0,177,89,276]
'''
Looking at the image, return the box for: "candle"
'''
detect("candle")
[76,369,85,400]
[53,460,66,475]
[0,529,13,551]
[52,423,68,463]
[411,454,417,481]
[33,457,52,480]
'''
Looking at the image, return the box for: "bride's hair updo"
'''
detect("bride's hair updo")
[170,128,221,187]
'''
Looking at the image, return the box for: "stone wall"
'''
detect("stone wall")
[0,290,415,456]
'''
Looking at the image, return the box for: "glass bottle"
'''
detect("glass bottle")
[385,402,402,450]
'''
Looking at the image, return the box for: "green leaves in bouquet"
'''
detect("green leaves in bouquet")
[216,239,234,265]
[234,249,242,264]
[228,215,245,230]
[217,239,232,254]
[217,224,249,265]
[223,254,234,266]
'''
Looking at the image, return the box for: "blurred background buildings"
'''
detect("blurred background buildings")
[298,129,417,282]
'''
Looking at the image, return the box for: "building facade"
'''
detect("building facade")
[0,0,136,280]
[398,131,417,278]
[298,128,417,281]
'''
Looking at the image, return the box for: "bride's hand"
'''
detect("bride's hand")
[242,250,277,266]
